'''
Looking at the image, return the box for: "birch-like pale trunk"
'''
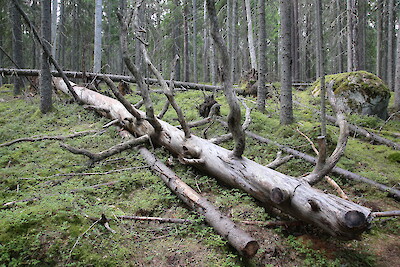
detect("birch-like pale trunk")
[93,0,103,73]
[244,0,257,70]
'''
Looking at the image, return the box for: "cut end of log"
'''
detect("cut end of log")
[242,240,260,258]
[344,210,367,229]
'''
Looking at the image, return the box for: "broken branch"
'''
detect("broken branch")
[0,130,98,147]
[266,151,293,169]
[60,135,149,165]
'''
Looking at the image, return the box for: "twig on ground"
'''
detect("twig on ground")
[42,166,149,186]
[3,181,120,207]
[117,215,192,224]
[296,128,319,155]
[103,119,120,128]
[325,176,349,200]
[372,210,400,217]
[266,151,293,169]
[0,130,98,147]
[378,111,400,133]
[66,219,100,265]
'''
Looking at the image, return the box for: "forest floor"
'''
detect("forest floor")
[0,82,399,266]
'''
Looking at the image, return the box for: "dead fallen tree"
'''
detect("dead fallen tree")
[138,147,259,257]
[0,68,220,92]
[245,131,400,200]
[58,134,259,257]
[48,0,374,240]
[0,68,312,93]
[53,77,372,239]
[294,100,400,150]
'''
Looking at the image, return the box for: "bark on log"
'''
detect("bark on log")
[53,78,372,239]
[139,147,259,257]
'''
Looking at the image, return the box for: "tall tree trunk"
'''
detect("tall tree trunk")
[210,36,217,85]
[347,0,359,71]
[56,1,65,67]
[315,0,326,137]
[51,0,57,58]
[291,0,300,81]
[244,0,257,70]
[336,0,344,73]
[203,0,209,82]
[279,0,293,125]
[387,0,395,91]
[376,1,383,77]
[395,21,400,111]
[241,1,250,73]
[357,0,366,70]
[173,0,182,81]
[40,0,52,113]
[0,29,3,86]
[10,0,24,95]
[104,1,111,73]
[231,0,238,82]
[192,0,197,82]
[381,0,388,82]
[183,0,190,82]
[135,3,145,73]
[257,0,266,112]
[72,0,81,72]
[93,0,102,73]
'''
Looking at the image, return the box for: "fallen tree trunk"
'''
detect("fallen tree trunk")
[53,77,372,239]
[0,68,220,92]
[294,100,400,150]
[0,68,312,93]
[138,147,259,257]
[245,131,400,200]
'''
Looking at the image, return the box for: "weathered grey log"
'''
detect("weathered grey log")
[0,68,312,93]
[0,68,220,92]
[246,131,400,200]
[53,78,372,239]
[294,100,400,150]
[139,147,259,257]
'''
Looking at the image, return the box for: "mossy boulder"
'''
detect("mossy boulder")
[310,71,391,119]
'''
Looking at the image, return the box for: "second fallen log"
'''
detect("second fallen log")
[138,147,259,258]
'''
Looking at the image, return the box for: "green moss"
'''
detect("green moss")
[388,152,400,163]
[311,71,390,99]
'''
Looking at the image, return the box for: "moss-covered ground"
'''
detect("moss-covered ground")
[0,83,399,266]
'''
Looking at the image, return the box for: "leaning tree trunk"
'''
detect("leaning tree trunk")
[53,77,372,239]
